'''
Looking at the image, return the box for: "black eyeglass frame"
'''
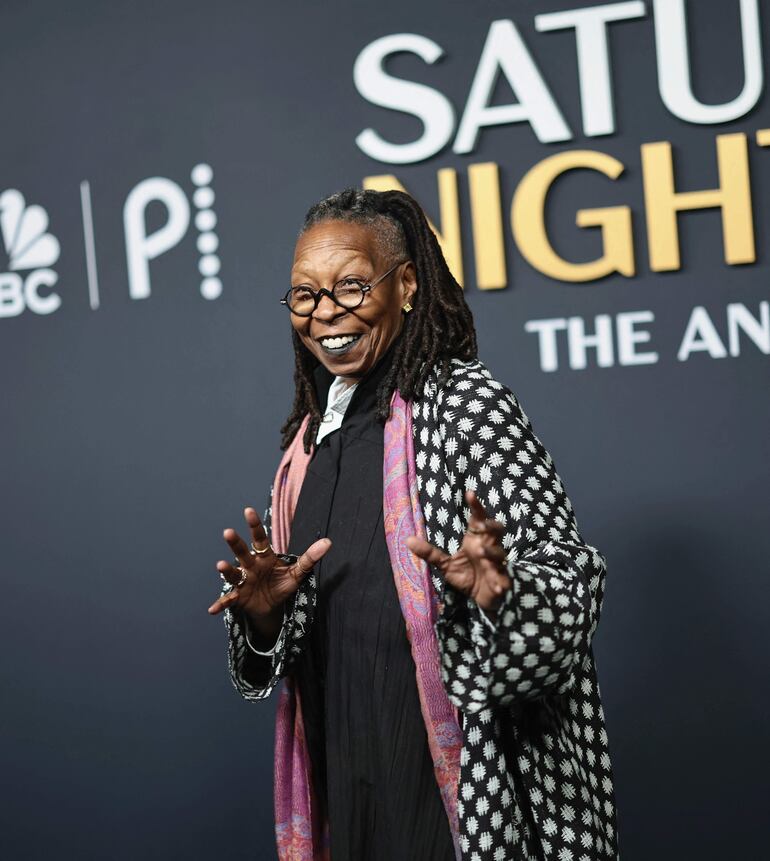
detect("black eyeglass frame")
[280,260,408,317]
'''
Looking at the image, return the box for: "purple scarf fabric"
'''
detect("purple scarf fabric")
[269,393,463,860]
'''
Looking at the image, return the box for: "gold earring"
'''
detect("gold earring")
[402,302,413,313]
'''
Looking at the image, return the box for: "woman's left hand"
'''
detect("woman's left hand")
[406,490,511,618]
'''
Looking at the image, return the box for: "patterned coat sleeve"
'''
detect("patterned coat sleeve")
[428,361,608,713]
[221,487,317,702]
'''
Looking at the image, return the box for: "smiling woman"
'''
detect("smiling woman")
[287,225,413,377]
[208,187,619,861]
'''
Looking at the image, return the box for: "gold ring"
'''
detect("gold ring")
[220,565,248,588]
[251,540,272,555]
[467,525,486,534]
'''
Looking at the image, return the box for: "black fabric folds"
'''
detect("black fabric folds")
[287,348,455,861]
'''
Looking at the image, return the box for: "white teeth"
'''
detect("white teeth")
[320,335,359,348]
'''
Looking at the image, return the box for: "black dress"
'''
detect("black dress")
[286,347,456,861]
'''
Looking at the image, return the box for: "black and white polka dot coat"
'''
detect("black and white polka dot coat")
[223,358,619,861]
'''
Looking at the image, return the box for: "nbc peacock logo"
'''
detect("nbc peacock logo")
[0,188,62,317]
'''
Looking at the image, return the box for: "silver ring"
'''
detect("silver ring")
[467,525,487,535]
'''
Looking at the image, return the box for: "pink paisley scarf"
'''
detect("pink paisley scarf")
[269,392,463,861]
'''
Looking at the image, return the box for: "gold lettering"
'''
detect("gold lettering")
[641,134,755,271]
[468,162,507,290]
[511,150,634,282]
[362,170,464,286]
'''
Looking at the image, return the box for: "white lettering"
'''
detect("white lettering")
[124,178,190,300]
[535,1,646,137]
[654,0,763,124]
[616,310,658,365]
[454,19,571,153]
[354,34,455,164]
[524,317,568,372]
[24,269,60,314]
[568,314,615,369]
[678,306,728,360]
[727,301,770,356]
[0,273,25,317]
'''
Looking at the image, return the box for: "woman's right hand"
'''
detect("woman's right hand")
[207,506,331,625]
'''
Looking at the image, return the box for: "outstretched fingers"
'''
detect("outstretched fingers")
[477,545,512,600]
[480,544,506,565]
[244,506,270,551]
[466,490,488,523]
[405,536,450,567]
[208,561,241,615]
[217,558,244,587]
[466,490,504,539]
[223,527,254,568]
[290,538,333,582]
[208,592,237,615]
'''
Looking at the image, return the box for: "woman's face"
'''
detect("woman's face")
[289,219,417,384]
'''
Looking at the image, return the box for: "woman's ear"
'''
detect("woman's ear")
[400,260,417,307]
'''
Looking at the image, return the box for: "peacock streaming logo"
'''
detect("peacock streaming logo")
[0,162,223,319]
[122,163,222,305]
[0,189,62,316]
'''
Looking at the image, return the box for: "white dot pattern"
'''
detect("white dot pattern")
[222,358,619,860]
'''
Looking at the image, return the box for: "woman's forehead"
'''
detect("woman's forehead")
[292,222,381,274]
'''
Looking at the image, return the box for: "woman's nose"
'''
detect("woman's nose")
[313,291,346,321]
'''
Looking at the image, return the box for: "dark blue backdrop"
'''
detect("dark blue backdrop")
[3,1,768,859]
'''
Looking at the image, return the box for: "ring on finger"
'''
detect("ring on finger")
[251,539,272,555]
[229,557,250,586]
[468,525,487,535]
[219,567,248,588]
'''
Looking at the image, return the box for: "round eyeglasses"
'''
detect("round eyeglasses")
[280,260,408,317]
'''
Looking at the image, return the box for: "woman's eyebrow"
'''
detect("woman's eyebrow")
[291,259,373,284]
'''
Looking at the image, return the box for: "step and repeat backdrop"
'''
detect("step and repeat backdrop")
[3,1,768,858]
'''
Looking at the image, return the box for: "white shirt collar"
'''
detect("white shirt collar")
[316,376,358,443]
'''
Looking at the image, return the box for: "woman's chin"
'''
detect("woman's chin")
[321,357,368,380]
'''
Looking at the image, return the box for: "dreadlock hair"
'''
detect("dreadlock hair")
[281,187,478,452]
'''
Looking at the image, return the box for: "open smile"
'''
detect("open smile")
[317,333,364,356]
